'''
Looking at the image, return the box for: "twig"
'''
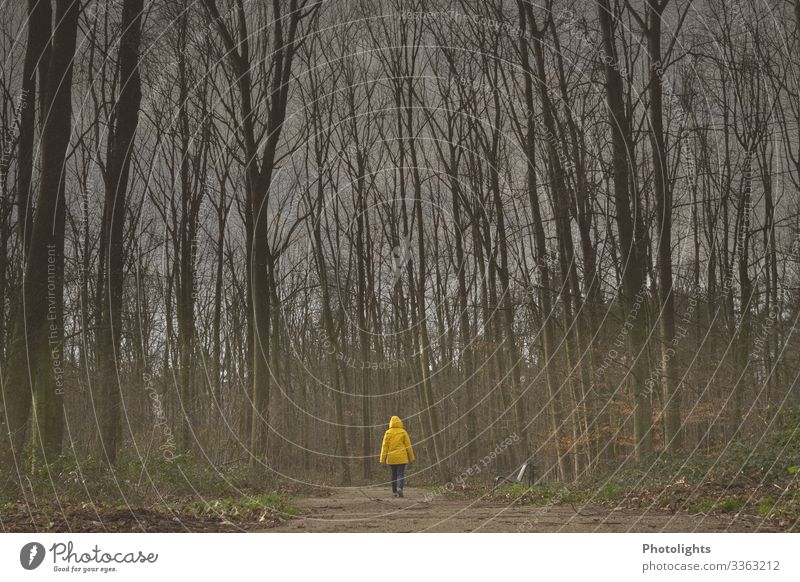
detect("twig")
[357,487,391,504]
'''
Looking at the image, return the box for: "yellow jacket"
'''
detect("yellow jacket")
[380,416,415,465]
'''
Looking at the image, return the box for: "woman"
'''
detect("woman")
[379,415,415,497]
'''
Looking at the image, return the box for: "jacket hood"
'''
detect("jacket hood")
[389,415,403,429]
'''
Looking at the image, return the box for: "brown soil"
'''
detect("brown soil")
[2,487,783,532]
[269,486,779,533]
[0,501,287,532]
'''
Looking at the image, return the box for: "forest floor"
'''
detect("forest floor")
[267,486,781,533]
[2,485,783,532]
[4,434,798,533]
[1,483,792,533]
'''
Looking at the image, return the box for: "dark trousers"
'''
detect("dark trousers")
[390,463,406,492]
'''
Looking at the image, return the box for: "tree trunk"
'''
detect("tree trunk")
[597,0,653,460]
[2,0,79,474]
[96,0,144,466]
[517,0,569,479]
[15,0,50,255]
[645,0,681,451]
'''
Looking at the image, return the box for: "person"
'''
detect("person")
[379,415,415,497]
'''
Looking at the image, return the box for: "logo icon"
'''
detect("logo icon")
[20,542,46,570]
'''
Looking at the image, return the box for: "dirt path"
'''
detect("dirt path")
[270,487,774,533]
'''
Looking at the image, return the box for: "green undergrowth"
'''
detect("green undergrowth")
[1,451,303,520]
[487,409,800,528]
[489,467,796,529]
[174,492,299,520]
[688,498,746,514]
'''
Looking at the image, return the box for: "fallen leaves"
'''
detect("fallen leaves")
[0,498,293,533]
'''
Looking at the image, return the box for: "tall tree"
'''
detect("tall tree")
[2,0,79,473]
[96,0,145,465]
[597,0,653,459]
[200,0,321,466]
[629,0,683,451]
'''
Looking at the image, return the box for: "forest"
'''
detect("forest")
[0,0,799,532]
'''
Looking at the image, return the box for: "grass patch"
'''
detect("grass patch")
[689,498,745,514]
[758,495,800,521]
[0,450,305,531]
[597,482,624,501]
[178,492,300,519]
